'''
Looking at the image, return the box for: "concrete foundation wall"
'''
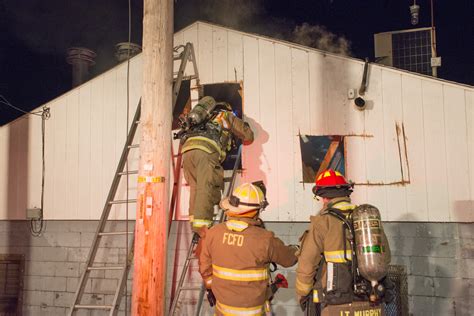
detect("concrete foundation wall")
[0,220,472,315]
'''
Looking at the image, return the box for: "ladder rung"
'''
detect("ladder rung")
[118,170,138,176]
[135,120,140,124]
[224,177,232,182]
[128,144,139,149]
[109,199,137,205]
[87,266,124,271]
[74,304,113,310]
[180,286,202,291]
[98,231,134,236]
[174,75,197,82]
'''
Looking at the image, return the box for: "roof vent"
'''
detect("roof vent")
[115,42,142,63]
[66,47,96,88]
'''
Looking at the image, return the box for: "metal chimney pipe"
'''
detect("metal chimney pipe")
[115,42,142,62]
[66,47,96,88]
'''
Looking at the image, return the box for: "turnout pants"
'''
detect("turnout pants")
[183,149,223,230]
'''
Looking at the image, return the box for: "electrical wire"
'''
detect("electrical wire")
[125,0,132,313]
[0,94,43,117]
[30,107,50,236]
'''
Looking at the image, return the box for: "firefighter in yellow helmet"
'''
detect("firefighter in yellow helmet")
[178,96,254,233]
[295,169,393,316]
[198,182,298,315]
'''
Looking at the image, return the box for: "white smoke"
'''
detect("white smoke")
[194,1,352,56]
[200,0,264,30]
[292,23,351,56]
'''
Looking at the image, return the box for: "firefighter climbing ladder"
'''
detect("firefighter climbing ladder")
[169,145,243,316]
[68,42,199,316]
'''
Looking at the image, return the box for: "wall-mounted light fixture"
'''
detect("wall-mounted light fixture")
[409,1,420,25]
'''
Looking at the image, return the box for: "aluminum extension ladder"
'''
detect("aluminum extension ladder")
[68,42,199,316]
[169,145,243,316]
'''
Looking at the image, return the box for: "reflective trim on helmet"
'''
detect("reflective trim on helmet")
[212,264,269,282]
[192,219,213,228]
[216,301,264,315]
[324,250,352,263]
[225,220,249,232]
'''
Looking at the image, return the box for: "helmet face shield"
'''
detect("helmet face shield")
[313,186,353,198]
[228,194,268,209]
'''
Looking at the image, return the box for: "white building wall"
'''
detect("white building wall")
[0,22,473,222]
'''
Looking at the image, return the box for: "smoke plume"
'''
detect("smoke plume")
[176,0,351,56]
[292,23,351,56]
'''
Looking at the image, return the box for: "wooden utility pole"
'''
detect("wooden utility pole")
[132,0,173,315]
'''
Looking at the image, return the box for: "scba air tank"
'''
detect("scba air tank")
[352,204,388,287]
[188,96,217,126]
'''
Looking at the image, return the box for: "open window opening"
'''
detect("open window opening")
[202,83,243,170]
[299,135,346,183]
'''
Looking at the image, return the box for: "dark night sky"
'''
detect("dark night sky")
[1,0,473,125]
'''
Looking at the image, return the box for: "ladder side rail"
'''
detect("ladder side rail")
[194,284,206,316]
[226,145,243,198]
[68,102,141,315]
[168,142,183,236]
[218,144,243,224]
[169,220,184,311]
[168,43,195,233]
[109,240,135,316]
[170,232,198,315]
[189,43,200,85]
[172,43,192,108]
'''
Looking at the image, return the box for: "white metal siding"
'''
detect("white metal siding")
[0,22,472,222]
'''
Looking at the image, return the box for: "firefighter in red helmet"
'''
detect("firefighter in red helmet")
[296,169,393,316]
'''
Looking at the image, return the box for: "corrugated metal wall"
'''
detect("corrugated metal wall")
[1,22,473,222]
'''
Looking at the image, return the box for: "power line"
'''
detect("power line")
[125,0,132,313]
[0,94,43,117]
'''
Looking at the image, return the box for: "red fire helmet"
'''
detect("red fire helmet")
[312,169,353,197]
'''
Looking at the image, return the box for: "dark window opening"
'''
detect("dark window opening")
[299,135,345,183]
[203,83,243,170]
[0,254,24,315]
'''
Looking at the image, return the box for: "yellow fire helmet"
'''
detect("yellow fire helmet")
[220,182,269,218]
